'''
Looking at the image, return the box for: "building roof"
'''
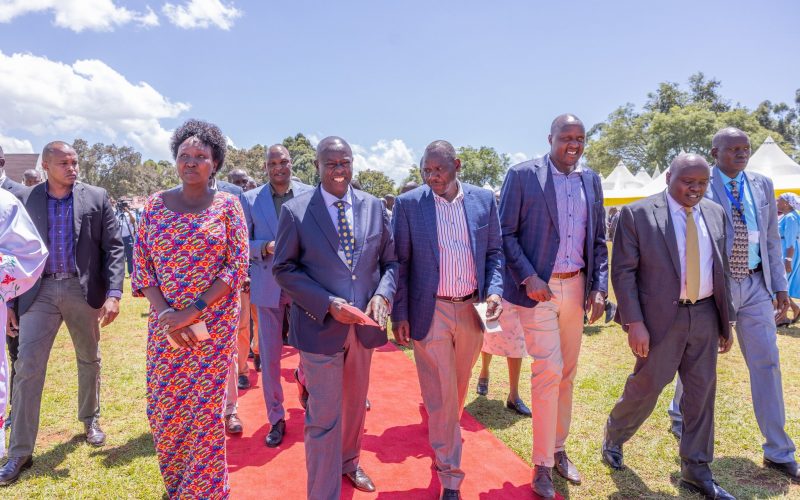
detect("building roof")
[3,154,39,183]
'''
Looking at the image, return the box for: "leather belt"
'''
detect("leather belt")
[43,272,78,280]
[678,296,714,306]
[550,270,580,280]
[748,263,763,275]
[436,290,478,303]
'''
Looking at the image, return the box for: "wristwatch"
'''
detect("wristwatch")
[193,298,208,312]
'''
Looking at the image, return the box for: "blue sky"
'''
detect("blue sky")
[1,0,798,182]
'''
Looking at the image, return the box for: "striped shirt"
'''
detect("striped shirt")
[44,187,77,274]
[549,156,587,274]
[434,182,477,297]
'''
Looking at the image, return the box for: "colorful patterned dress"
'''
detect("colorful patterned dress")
[131,191,248,499]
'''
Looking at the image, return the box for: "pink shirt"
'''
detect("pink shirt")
[434,183,478,297]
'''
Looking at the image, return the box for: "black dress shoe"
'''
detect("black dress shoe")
[441,488,461,499]
[225,413,243,434]
[532,465,554,499]
[237,374,250,389]
[601,440,624,470]
[0,455,32,486]
[265,419,285,448]
[294,368,308,410]
[679,477,736,499]
[254,354,261,372]
[476,377,489,396]
[85,418,106,447]
[344,465,376,492]
[764,458,799,483]
[554,450,581,484]
[604,301,617,323]
[670,419,682,439]
[506,397,532,417]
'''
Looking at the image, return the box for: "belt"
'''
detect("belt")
[550,270,580,280]
[436,290,478,303]
[677,296,714,306]
[42,272,78,280]
[749,263,763,275]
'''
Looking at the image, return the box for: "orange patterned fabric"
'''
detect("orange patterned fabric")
[132,192,248,499]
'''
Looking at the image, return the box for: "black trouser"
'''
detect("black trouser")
[6,334,19,402]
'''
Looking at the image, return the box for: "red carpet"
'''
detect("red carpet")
[227,343,545,499]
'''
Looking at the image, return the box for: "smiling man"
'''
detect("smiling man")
[602,153,736,499]
[498,114,608,499]
[272,136,397,499]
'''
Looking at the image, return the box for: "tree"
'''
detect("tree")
[283,133,318,185]
[223,144,266,183]
[401,165,422,187]
[456,146,509,189]
[356,169,396,198]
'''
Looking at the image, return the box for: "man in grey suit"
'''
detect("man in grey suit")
[0,141,125,486]
[669,127,798,482]
[273,136,397,499]
[242,144,312,447]
[602,154,736,499]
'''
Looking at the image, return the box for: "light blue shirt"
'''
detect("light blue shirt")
[548,155,587,274]
[718,170,761,269]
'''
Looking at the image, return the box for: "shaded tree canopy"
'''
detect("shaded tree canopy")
[356,169,395,198]
[456,146,509,189]
[283,133,318,185]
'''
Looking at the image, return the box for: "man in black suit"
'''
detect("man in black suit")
[602,154,736,499]
[0,141,125,486]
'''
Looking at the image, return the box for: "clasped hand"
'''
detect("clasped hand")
[328,296,388,330]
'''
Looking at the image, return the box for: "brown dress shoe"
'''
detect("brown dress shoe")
[554,450,581,484]
[225,413,243,434]
[85,418,106,447]
[344,465,376,492]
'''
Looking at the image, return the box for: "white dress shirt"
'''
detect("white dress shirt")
[433,182,477,297]
[666,193,714,300]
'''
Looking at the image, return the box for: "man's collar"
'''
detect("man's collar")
[320,184,353,206]
[546,154,582,175]
[432,181,464,203]
[666,191,694,215]
[45,181,74,200]
[716,168,744,185]
[269,181,293,196]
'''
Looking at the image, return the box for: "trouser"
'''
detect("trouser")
[256,292,291,425]
[6,334,18,403]
[301,327,372,500]
[122,236,134,275]
[225,290,259,416]
[413,298,483,490]
[517,272,585,467]
[250,302,259,355]
[9,277,101,457]
[669,271,796,463]
[607,298,720,483]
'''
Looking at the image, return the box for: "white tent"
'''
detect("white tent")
[652,165,661,177]
[633,166,652,185]
[748,136,800,177]
[602,161,644,191]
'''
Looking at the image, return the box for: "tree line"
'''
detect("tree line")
[73,72,800,200]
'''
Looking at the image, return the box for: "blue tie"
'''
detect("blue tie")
[334,200,355,267]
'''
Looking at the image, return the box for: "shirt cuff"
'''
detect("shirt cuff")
[106,290,122,300]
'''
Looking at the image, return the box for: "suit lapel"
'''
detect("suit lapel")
[31,184,48,243]
[580,170,595,257]
[308,188,345,265]
[710,167,733,226]
[351,190,369,269]
[654,191,681,278]
[420,188,440,262]
[535,162,559,234]
[72,183,84,246]
[744,171,765,230]
[255,185,278,234]
[462,185,478,259]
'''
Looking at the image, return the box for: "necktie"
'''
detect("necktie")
[684,206,700,303]
[334,200,355,267]
[729,180,749,281]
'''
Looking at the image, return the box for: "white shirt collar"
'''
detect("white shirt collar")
[432,181,465,204]
[320,184,353,208]
[666,191,697,216]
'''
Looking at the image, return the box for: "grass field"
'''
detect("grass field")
[2,282,799,499]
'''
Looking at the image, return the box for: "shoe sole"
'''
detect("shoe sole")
[0,460,32,486]
[601,450,624,470]
[87,438,106,447]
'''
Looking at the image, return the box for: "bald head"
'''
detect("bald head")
[421,140,457,167]
[711,127,748,150]
[42,141,75,161]
[550,114,584,136]
[667,153,710,208]
[711,127,751,176]
[316,136,352,160]
[266,144,290,160]
[228,168,249,188]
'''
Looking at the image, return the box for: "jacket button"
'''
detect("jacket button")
[352,275,356,281]
[672,301,677,305]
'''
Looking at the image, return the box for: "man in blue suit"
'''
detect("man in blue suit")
[392,140,503,500]
[500,114,608,498]
[241,144,312,447]
[669,127,798,482]
[273,136,397,499]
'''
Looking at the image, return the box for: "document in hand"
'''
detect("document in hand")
[167,321,211,348]
[340,303,380,327]
[474,302,502,333]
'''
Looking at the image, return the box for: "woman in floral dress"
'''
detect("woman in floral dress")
[132,119,248,499]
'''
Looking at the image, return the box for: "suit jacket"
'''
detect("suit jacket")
[1,176,25,198]
[391,183,504,340]
[499,156,609,307]
[242,181,313,308]
[17,182,125,315]
[272,186,398,355]
[613,192,734,342]
[707,167,787,295]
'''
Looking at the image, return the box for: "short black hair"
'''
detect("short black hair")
[170,119,227,174]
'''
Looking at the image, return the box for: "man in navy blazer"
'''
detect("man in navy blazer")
[499,114,608,498]
[241,145,312,447]
[392,140,503,500]
[273,137,397,499]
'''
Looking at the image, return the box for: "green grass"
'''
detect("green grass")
[3,279,799,498]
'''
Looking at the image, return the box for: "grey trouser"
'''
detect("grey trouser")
[9,277,101,457]
[300,327,372,500]
[606,298,719,483]
[670,271,796,463]
[413,298,483,490]
[256,292,292,426]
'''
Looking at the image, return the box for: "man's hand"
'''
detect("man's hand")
[525,275,552,302]
[585,290,606,324]
[98,297,120,327]
[160,307,200,332]
[785,259,793,274]
[365,295,389,330]
[328,298,362,325]
[485,294,503,321]
[393,320,411,346]
[719,333,734,354]
[774,291,790,318]
[627,321,650,358]
[168,326,199,350]
[6,306,19,337]
[241,277,251,294]
[263,241,276,257]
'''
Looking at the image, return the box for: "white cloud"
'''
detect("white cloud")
[0,133,34,153]
[0,51,189,159]
[508,152,529,165]
[0,0,159,32]
[352,139,416,185]
[162,0,241,30]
